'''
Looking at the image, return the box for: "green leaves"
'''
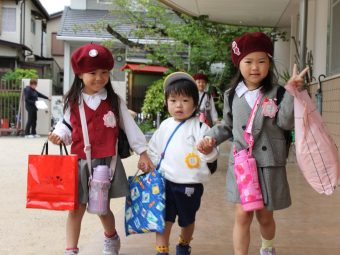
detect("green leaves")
[141,79,166,118]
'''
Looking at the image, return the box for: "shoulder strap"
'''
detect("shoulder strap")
[79,98,92,177]
[198,92,206,109]
[156,120,185,170]
[276,86,286,105]
[228,89,235,115]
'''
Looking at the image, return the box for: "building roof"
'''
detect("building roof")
[58,7,134,40]
[0,40,31,52]
[120,63,168,73]
[57,7,178,43]
[32,0,50,20]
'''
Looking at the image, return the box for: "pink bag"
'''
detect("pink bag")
[233,93,264,211]
[285,83,340,195]
[234,148,264,211]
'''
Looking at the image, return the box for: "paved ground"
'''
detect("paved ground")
[1,136,340,255]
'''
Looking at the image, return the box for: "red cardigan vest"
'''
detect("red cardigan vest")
[70,99,118,159]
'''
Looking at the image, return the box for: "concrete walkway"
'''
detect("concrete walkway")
[1,136,339,255]
[82,142,340,255]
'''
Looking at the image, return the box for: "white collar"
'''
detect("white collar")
[235,81,262,108]
[82,88,107,110]
[235,81,248,97]
[235,81,262,97]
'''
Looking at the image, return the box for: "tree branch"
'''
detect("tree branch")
[106,24,176,69]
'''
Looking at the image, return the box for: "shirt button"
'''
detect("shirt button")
[262,146,267,151]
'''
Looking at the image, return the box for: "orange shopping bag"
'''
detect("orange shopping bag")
[26,141,79,210]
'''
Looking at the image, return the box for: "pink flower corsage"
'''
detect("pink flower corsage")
[262,97,278,118]
[103,111,116,128]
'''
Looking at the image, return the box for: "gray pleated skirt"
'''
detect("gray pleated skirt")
[77,156,129,204]
[226,162,291,211]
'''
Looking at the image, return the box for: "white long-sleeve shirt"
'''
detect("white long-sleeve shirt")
[198,91,218,123]
[148,117,218,184]
[53,88,148,155]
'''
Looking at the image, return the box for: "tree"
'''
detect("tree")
[87,0,274,118]
[94,0,270,88]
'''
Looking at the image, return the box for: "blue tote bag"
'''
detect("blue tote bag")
[125,169,165,235]
[124,121,185,236]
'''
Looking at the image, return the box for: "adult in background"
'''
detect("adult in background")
[193,73,218,127]
[24,78,50,138]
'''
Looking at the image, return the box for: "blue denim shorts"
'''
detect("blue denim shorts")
[165,180,204,227]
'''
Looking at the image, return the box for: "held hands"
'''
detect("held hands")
[138,151,155,173]
[48,132,63,145]
[287,64,309,91]
[197,136,216,155]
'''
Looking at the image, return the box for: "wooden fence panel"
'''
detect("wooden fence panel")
[0,80,23,135]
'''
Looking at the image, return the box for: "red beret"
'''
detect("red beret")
[192,73,208,82]
[230,32,273,67]
[71,43,114,75]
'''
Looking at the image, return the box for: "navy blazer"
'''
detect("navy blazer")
[24,86,49,111]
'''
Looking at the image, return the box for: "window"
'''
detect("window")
[2,7,16,32]
[329,0,340,75]
[51,33,64,56]
[31,18,36,34]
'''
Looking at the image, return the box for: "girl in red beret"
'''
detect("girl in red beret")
[197,32,309,255]
[48,43,154,255]
[192,73,219,127]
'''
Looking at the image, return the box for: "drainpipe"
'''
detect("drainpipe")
[41,21,44,57]
[316,74,326,115]
[19,1,22,44]
[299,0,308,70]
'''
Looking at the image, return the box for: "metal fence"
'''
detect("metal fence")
[0,80,24,135]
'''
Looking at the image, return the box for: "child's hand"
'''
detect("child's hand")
[48,132,63,145]
[197,137,216,155]
[138,151,154,173]
[287,64,309,90]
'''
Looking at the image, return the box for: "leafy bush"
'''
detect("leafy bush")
[137,119,156,133]
[141,78,167,120]
[2,68,38,88]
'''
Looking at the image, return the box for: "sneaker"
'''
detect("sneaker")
[34,134,41,138]
[103,234,120,255]
[176,244,191,255]
[64,248,79,255]
[260,247,276,255]
[25,135,34,138]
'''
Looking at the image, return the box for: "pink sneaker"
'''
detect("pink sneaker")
[260,247,276,255]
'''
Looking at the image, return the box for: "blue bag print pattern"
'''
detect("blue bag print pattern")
[125,170,165,236]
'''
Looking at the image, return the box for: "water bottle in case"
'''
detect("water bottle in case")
[87,165,111,215]
[234,149,264,211]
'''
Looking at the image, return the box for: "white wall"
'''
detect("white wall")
[71,0,87,10]
[0,47,17,57]
[274,27,291,81]
[25,1,45,57]
[311,0,328,77]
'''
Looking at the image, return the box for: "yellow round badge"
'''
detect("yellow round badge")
[185,152,201,169]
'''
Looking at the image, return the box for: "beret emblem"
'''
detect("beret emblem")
[89,49,98,57]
